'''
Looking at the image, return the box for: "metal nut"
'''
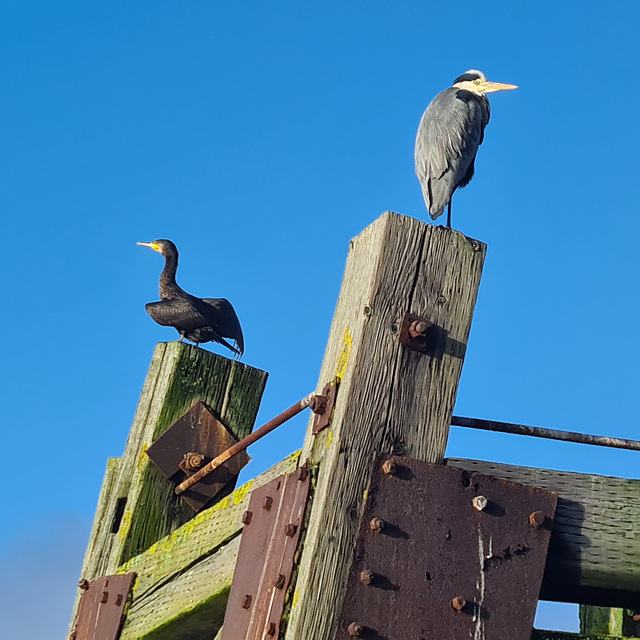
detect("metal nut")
[409,320,430,337]
[359,569,375,585]
[347,621,364,637]
[369,516,385,532]
[78,579,90,591]
[451,596,466,612]
[381,459,396,475]
[472,495,488,511]
[241,594,252,610]
[529,511,546,528]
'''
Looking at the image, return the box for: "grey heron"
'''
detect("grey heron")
[415,69,517,228]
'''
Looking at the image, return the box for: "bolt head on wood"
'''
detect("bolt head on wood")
[451,596,466,612]
[472,495,488,511]
[409,320,430,338]
[285,523,298,537]
[369,516,385,532]
[311,395,327,415]
[529,510,546,528]
[242,510,253,525]
[359,569,375,585]
[347,621,364,636]
[78,579,90,591]
[381,458,396,475]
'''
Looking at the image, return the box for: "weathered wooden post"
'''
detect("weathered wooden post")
[68,341,267,638]
[284,211,486,639]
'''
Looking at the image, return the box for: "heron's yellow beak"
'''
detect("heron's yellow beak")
[137,241,161,252]
[482,80,518,93]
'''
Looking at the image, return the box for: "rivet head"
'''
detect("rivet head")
[78,579,90,591]
[381,459,396,475]
[275,573,286,589]
[451,596,466,612]
[101,591,109,604]
[266,622,277,636]
[242,510,253,525]
[263,496,273,511]
[529,511,546,528]
[285,523,298,537]
[241,594,252,609]
[369,516,385,532]
[347,621,364,637]
[359,569,375,585]
[472,495,488,511]
[115,594,123,606]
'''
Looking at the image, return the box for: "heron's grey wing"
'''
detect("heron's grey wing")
[201,298,245,355]
[144,299,209,331]
[415,88,487,219]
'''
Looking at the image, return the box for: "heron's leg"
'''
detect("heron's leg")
[446,200,452,229]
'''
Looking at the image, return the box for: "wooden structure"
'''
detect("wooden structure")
[69,212,640,640]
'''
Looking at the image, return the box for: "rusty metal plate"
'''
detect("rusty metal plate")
[146,401,250,512]
[312,378,338,434]
[71,573,136,640]
[339,455,557,640]
[221,466,310,640]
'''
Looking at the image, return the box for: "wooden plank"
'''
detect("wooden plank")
[447,458,640,606]
[117,453,300,640]
[69,342,267,639]
[533,631,640,640]
[116,452,300,600]
[286,213,486,639]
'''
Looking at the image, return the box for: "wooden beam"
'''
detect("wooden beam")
[447,458,640,607]
[117,453,300,640]
[285,213,486,639]
[68,341,267,639]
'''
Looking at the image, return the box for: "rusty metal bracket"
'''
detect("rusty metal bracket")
[221,465,311,640]
[398,312,466,359]
[71,573,136,640]
[146,401,250,512]
[339,455,557,640]
[312,378,339,434]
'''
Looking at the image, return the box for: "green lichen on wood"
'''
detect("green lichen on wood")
[533,631,640,640]
[580,606,640,638]
[119,342,268,564]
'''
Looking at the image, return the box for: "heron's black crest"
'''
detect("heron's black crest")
[452,70,484,84]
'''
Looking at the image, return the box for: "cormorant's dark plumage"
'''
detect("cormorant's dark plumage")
[138,239,244,356]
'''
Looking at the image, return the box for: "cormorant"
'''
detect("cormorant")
[138,239,244,356]
[415,69,517,228]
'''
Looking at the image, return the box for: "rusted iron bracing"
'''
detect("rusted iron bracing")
[339,455,557,640]
[71,573,135,640]
[452,415,640,451]
[175,381,337,495]
[220,466,310,640]
[146,401,250,512]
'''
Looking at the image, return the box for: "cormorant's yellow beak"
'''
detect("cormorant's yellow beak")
[137,241,161,252]
[481,80,518,93]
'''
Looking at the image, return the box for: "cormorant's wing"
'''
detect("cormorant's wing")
[145,299,210,331]
[415,88,489,219]
[200,298,245,355]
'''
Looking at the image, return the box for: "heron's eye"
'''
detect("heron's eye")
[473,79,482,85]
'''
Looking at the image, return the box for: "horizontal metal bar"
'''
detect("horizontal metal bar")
[175,392,316,495]
[451,416,640,451]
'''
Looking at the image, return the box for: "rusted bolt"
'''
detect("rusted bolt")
[263,496,273,511]
[101,591,109,604]
[369,516,385,532]
[347,621,364,637]
[115,593,123,606]
[275,573,286,589]
[381,458,396,475]
[78,579,90,591]
[285,523,298,537]
[241,594,252,609]
[180,451,205,472]
[472,495,488,511]
[359,569,375,585]
[529,511,546,528]
[242,510,253,525]
[409,320,430,338]
[363,304,372,316]
[451,596,466,612]
[470,240,481,251]
[266,622,277,636]
[311,395,327,415]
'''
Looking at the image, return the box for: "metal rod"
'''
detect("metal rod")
[175,392,316,495]
[451,416,640,451]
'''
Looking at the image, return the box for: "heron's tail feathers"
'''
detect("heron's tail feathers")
[420,181,446,221]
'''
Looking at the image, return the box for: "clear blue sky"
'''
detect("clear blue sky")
[2,1,639,636]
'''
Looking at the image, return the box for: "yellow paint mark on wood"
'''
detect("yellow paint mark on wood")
[137,444,149,473]
[292,589,299,608]
[326,431,333,449]
[334,328,352,382]
[119,511,132,540]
